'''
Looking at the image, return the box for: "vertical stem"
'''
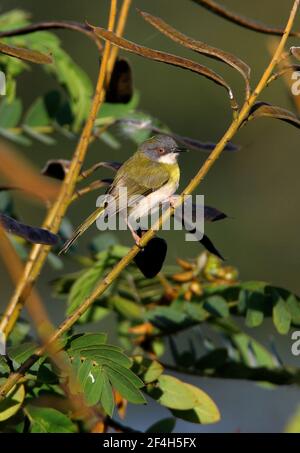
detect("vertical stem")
[0,0,132,338]
[0,0,299,401]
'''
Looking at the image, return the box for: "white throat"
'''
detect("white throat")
[158,153,178,164]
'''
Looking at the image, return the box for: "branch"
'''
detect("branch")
[0,0,122,338]
[161,362,300,386]
[0,20,103,52]
[192,0,300,37]
[0,0,299,400]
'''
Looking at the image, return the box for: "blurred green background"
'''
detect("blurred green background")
[0,0,300,432]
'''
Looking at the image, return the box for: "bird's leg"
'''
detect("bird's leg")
[169,195,180,209]
[126,218,143,247]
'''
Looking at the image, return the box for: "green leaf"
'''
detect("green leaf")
[0,384,25,422]
[273,298,292,335]
[89,233,119,254]
[146,418,176,433]
[153,375,198,410]
[79,346,132,369]
[185,301,209,321]
[106,366,146,404]
[112,295,144,320]
[97,92,139,122]
[24,97,50,127]
[26,406,77,433]
[68,334,145,414]
[171,383,220,424]
[44,45,93,131]
[286,294,300,325]
[245,307,264,328]
[69,333,107,350]
[0,356,10,375]
[133,356,164,384]
[8,342,37,366]
[0,98,22,128]
[231,333,275,368]
[84,365,105,406]
[204,295,229,318]
[146,306,190,330]
[67,251,110,315]
[285,405,300,433]
[101,373,114,417]
[23,97,55,145]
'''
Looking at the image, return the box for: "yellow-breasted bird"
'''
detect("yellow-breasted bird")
[60,135,186,254]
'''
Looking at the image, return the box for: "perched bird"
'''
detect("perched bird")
[60,135,186,254]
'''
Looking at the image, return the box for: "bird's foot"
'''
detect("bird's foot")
[169,195,180,209]
[131,228,143,248]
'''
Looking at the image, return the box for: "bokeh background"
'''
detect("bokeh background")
[0,0,300,432]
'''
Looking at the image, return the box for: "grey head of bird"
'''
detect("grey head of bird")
[139,134,187,164]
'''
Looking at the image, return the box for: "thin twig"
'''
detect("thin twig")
[0,227,97,423]
[0,0,299,400]
[0,20,103,52]
[192,0,300,37]
[0,0,120,338]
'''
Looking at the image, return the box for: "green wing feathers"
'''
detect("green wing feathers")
[59,206,104,254]
[59,152,177,254]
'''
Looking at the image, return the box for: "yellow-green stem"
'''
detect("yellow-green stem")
[0,0,132,338]
[0,0,298,401]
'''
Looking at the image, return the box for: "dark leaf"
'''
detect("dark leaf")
[135,234,167,278]
[0,213,58,245]
[203,295,229,318]
[247,102,300,129]
[41,159,71,180]
[199,234,224,260]
[204,205,227,222]
[106,58,133,104]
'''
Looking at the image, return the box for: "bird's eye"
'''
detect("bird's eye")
[158,148,164,154]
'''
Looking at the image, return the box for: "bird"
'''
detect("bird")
[59,135,186,254]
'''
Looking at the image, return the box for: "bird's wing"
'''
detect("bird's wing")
[107,154,171,209]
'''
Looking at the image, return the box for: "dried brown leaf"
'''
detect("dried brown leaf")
[0,40,52,64]
[247,102,300,129]
[290,46,300,61]
[90,25,238,111]
[41,159,71,181]
[139,10,250,97]
[267,65,300,85]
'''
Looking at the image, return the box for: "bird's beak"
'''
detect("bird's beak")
[176,146,188,153]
